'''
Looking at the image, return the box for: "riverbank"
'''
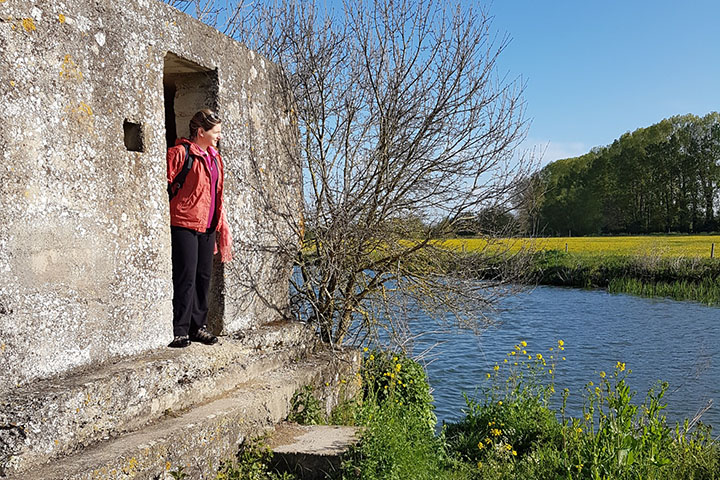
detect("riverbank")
[530,250,720,305]
[444,235,720,305]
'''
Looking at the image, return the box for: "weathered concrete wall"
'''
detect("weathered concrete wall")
[0,0,302,394]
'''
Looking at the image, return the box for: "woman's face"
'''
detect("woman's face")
[199,123,222,149]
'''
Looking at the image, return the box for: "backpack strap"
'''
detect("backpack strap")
[167,143,195,201]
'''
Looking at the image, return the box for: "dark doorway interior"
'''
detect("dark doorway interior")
[163,52,219,147]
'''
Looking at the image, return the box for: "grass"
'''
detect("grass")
[528,249,720,305]
[442,235,720,258]
[440,235,720,305]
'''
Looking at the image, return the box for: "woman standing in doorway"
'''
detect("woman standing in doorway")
[166,109,233,348]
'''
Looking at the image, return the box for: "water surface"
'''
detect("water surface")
[407,286,719,428]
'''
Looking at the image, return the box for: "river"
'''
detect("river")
[404,286,720,429]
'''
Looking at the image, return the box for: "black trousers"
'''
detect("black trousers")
[171,226,216,337]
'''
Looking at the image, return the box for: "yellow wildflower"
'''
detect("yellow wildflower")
[599,371,606,379]
[521,341,527,347]
[558,339,564,347]
[616,361,626,372]
[536,353,543,360]
[493,365,500,372]
[512,450,517,456]
[490,428,502,437]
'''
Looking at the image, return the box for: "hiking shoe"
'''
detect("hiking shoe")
[190,328,218,345]
[168,335,190,348]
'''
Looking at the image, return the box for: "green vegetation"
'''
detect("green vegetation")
[339,350,446,479]
[349,345,720,479]
[531,112,720,236]
[184,345,719,479]
[442,237,720,304]
[532,250,720,305]
[287,385,325,425]
[215,438,296,480]
[446,341,720,479]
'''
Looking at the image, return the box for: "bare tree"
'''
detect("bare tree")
[167,0,536,347]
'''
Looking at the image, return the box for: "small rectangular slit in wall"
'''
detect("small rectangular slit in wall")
[123,120,144,152]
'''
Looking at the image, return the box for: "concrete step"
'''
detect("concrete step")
[0,321,324,477]
[269,424,361,480]
[4,348,361,479]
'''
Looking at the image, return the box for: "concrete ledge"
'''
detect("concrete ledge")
[5,348,361,480]
[269,424,361,480]
[0,322,318,477]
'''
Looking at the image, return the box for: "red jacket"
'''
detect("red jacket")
[167,138,233,261]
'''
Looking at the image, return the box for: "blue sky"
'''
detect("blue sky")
[486,0,720,165]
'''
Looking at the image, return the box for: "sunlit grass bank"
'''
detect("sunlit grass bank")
[527,250,720,305]
[443,235,720,258]
[440,236,720,305]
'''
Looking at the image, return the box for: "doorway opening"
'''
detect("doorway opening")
[163,52,219,148]
[163,52,224,334]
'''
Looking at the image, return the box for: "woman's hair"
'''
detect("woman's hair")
[189,109,221,140]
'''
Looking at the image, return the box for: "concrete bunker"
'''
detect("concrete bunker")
[0,0,302,394]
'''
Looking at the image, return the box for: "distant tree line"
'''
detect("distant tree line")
[527,112,720,236]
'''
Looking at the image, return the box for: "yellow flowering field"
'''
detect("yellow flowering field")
[441,235,720,258]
